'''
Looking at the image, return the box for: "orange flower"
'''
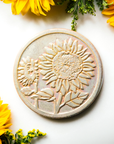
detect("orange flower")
[102,0,114,26]
[0,98,12,144]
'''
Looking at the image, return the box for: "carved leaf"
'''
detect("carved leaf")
[39,88,54,96]
[78,92,89,99]
[21,87,33,96]
[47,97,56,102]
[64,92,71,103]
[66,101,80,108]
[60,91,89,108]
[31,88,55,102]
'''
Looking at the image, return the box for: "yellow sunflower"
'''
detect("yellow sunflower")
[102,0,114,26]
[0,98,12,144]
[1,0,55,16]
[39,38,96,96]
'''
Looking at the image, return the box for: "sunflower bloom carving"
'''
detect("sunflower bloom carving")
[38,38,96,113]
[39,38,95,93]
[18,56,39,95]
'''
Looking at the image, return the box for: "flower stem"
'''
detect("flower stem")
[54,93,63,114]
[34,80,38,93]
[34,98,39,109]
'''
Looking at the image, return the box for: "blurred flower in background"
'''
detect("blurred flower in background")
[0,98,46,144]
[0,98,12,144]
[102,0,114,26]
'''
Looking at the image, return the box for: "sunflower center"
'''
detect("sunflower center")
[52,51,82,80]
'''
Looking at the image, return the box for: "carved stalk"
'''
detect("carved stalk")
[54,93,63,114]
[34,79,38,93]
[34,98,39,108]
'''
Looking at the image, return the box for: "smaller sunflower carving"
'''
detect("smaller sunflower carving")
[18,56,39,86]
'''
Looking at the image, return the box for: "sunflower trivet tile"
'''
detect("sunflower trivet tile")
[14,29,103,118]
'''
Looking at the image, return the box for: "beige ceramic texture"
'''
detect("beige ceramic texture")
[14,29,103,119]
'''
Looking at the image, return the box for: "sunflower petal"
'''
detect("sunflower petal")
[56,39,63,48]
[0,129,6,136]
[0,123,12,130]
[16,0,28,15]
[30,0,35,12]
[0,110,11,118]
[39,65,51,70]
[106,0,114,4]
[72,79,80,88]
[11,2,17,15]
[45,47,56,55]
[43,53,53,60]
[0,129,12,136]
[5,117,11,125]
[63,39,67,51]
[110,21,114,26]
[0,104,8,112]
[78,45,83,51]
[0,114,10,127]
[43,73,55,80]
[40,0,51,12]
[49,0,55,5]
[68,38,73,47]
[83,57,94,63]
[102,6,114,15]
[82,63,96,68]
[60,85,66,96]
[0,99,11,136]
[40,70,51,75]
[79,72,91,79]
[39,56,46,61]
[2,0,15,3]
[36,0,46,16]
[0,100,3,107]
[86,72,95,77]
[21,0,30,15]
[107,16,114,23]
[81,52,91,60]
[72,40,78,54]
[78,77,89,86]
[56,79,62,92]
[0,139,2,144]
[77,48,88,56]
[46,76,57,85]
[62,80,66,91]
[39,62,52,67]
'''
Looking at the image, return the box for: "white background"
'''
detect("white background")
[0,1,114,144]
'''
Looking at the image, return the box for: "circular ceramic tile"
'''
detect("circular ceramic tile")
[14,29,103,119]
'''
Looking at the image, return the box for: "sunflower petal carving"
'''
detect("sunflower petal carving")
[39,38,96,95]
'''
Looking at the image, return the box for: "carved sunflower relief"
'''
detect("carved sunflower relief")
[17,38,96,114]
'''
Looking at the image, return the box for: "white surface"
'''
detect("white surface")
[0,2,114,144]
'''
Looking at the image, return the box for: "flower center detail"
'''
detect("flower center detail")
[52,52,82,80]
